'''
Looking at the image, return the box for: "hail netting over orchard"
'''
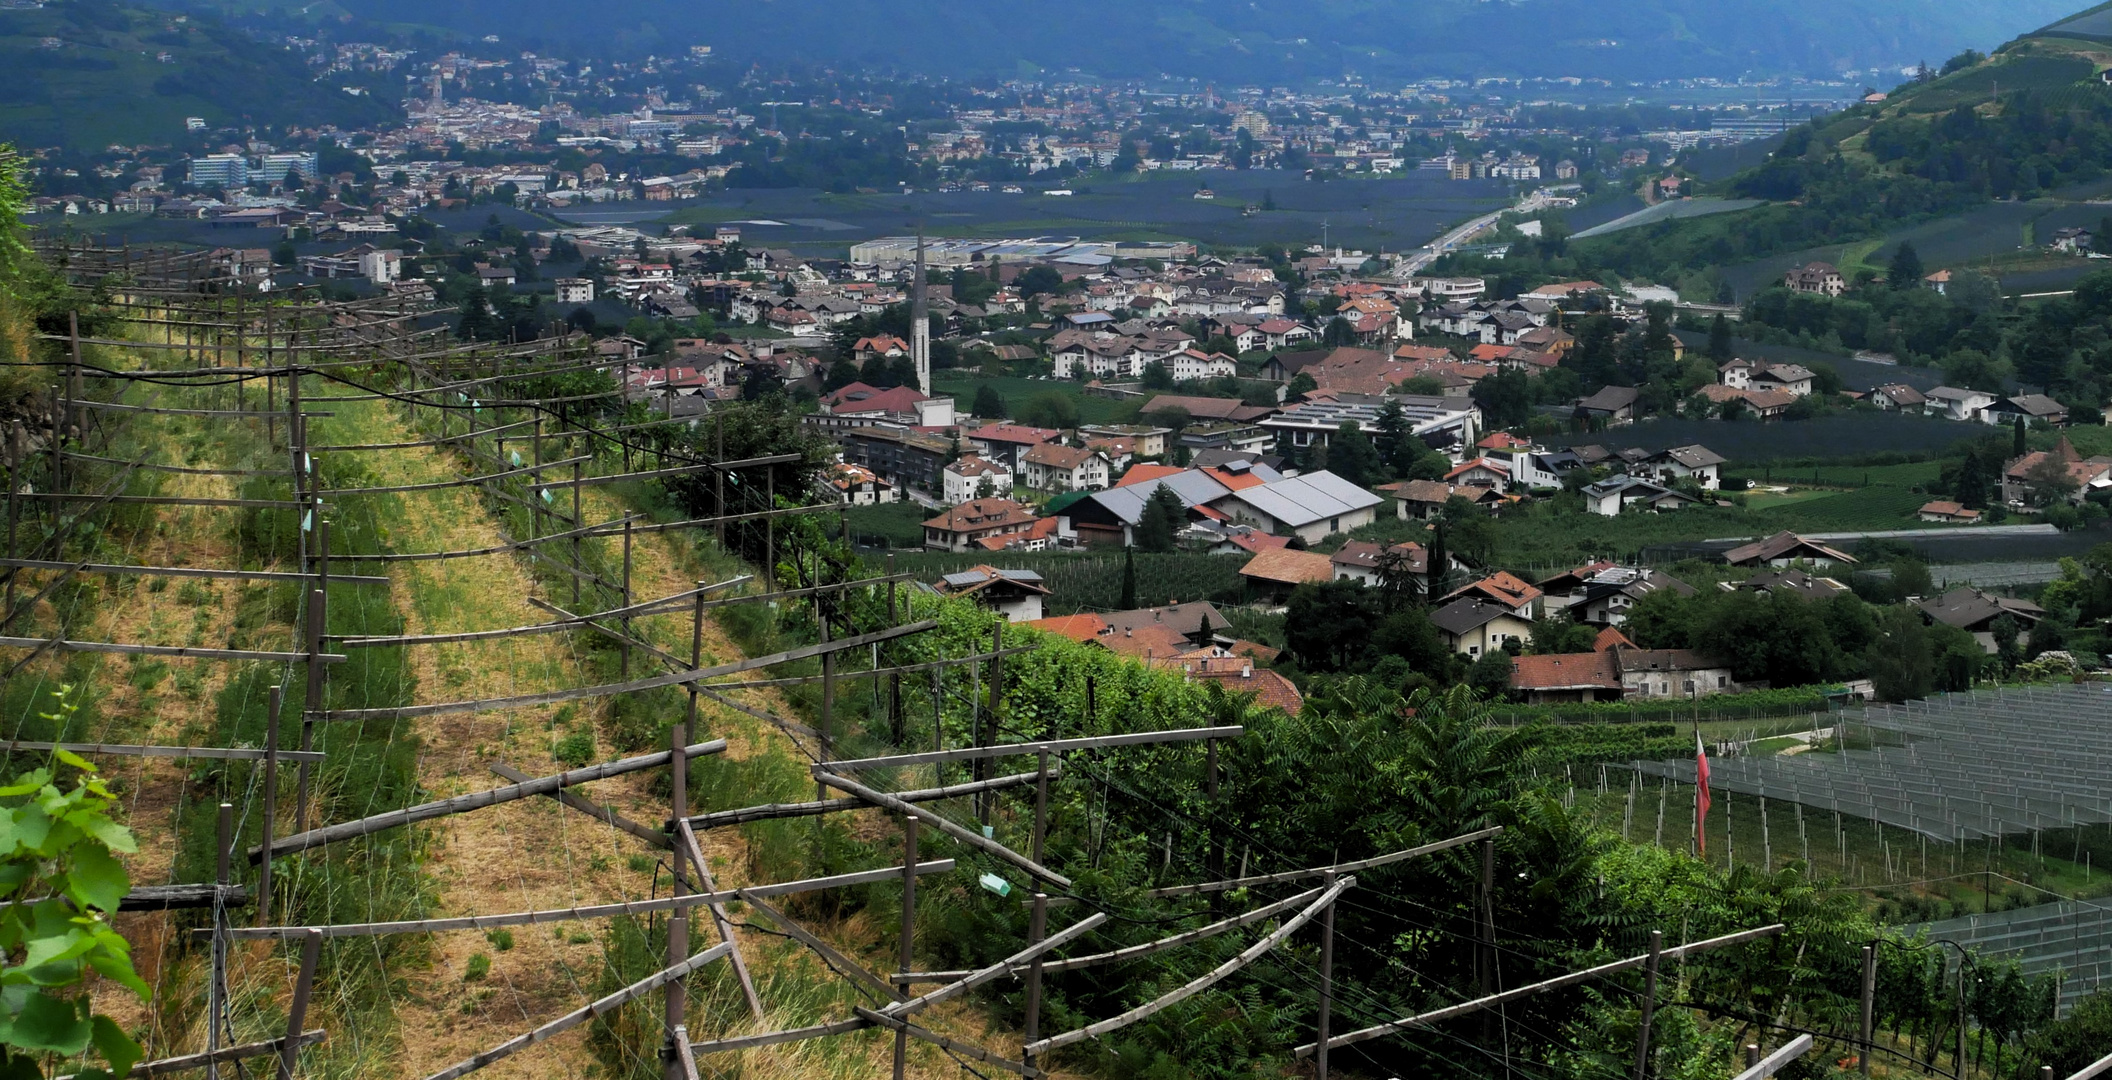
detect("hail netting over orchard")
[1634,684,2112,843]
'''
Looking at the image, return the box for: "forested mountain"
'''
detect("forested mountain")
[0,0,396,150]
[154,0,2068,81]
[1576,25,2112,281]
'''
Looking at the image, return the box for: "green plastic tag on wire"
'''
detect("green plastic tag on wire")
[977,872,1011,898]
[510,450,522,468]
[300,509,313,533]
[541,488,553,503]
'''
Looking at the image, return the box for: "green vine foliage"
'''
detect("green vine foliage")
[0,689,148,1079]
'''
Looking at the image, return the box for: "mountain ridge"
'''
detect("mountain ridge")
[151,0,2076,82]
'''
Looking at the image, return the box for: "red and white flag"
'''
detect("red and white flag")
[1695,730,1712,857]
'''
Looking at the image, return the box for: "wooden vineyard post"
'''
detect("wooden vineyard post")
[290,373,305,578]
[1479,835,1497,1049]
[764,470,775,590]
[49,383,62,496]
[67,312,82,445]
[682,582,706,773]
[979,622,1001,826]
[209,802,233,1080]
[621,519,634,677]
[665,728,689,1080]
[894,815,919,1080]
[259,687,281,926]
[570,459,583,609]
[817,567,834,808]
[713,415,725,549]
[1087,675,1096,737]
[1316,870,1338,1080]
[1859,943,1876,1077]
[1634,929,1663,1080]
[530,418,543,542]
[297,588,325,835]
[1023,891,1048,1070]
[5,425,17,612]
[1207,737,1222,907]
[278,930,322,1080]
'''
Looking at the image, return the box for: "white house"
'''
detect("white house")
[1924,386,1997,423]
[358,249,402,284]
[1207,470,1383,545]
[1169,349,1238,382]
[1636,445,1725,490]
[554,278,595,304]
[1020,444,1114,493]
[943,455,1014,505]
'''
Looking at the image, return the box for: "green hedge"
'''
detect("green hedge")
[1494,685,1835,726]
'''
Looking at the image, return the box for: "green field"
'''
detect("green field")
[934,372,1144,426]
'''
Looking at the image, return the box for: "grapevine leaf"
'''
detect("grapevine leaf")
[9,989,91,1054]
[65,842,127,913]
[89,1013,142,1078]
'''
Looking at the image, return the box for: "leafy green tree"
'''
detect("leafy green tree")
[1119,547,1137,609]
[0,722,151,1079]
[823,360,862,393]
[1887,241,1924,290]
[972,384,1006,419]
[1285,371,1318,399]
[1285,579,1385,671]
[1325,421,1381,488]
[1527,614,1598,655]
[1372,398,1416,475]
[1706,312,1733,361]
[1320,316,1356,347]
[454,284,499,342]
[1133,485,1185,552]
[1140,361,1174,390]
[1467,648,1513,696]
[1015,265,1065,299]
[1470,369,1532,429]
[1015,392,1080,429]
[2014,414,2028,459]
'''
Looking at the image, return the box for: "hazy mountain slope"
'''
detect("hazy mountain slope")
[0,0,396,150]
[194,0,2075,80]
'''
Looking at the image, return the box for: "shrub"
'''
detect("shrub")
[464,953,491,981]
[553,728,596,768]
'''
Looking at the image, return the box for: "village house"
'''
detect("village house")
[1784,262,1845,297]
[923,499,1042,552]
[1210,471,1383,545]
[1020,443,1114,493]
[1917,587,2047,654]
[1917,500,1983,525]
[1722,531,1856,568]
[1581,476,1697,516]
[1430,598,1534,659]
[826,463,895,506]
[1238,548,1337,603]
[943,455,1014,506]
[1510,629,1738,704]
[1923,386,1997,423]
[934,566,1051,622]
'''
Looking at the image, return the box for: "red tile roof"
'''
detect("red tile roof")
[1510,650,1620,692]
[1022,613,1110,643]
[1118,463,1186,487]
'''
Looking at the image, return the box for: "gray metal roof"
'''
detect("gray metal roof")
[1083,471,1233,526]
[1217,470,1382,528]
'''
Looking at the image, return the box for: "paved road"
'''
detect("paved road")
[1400,187,1564,275]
